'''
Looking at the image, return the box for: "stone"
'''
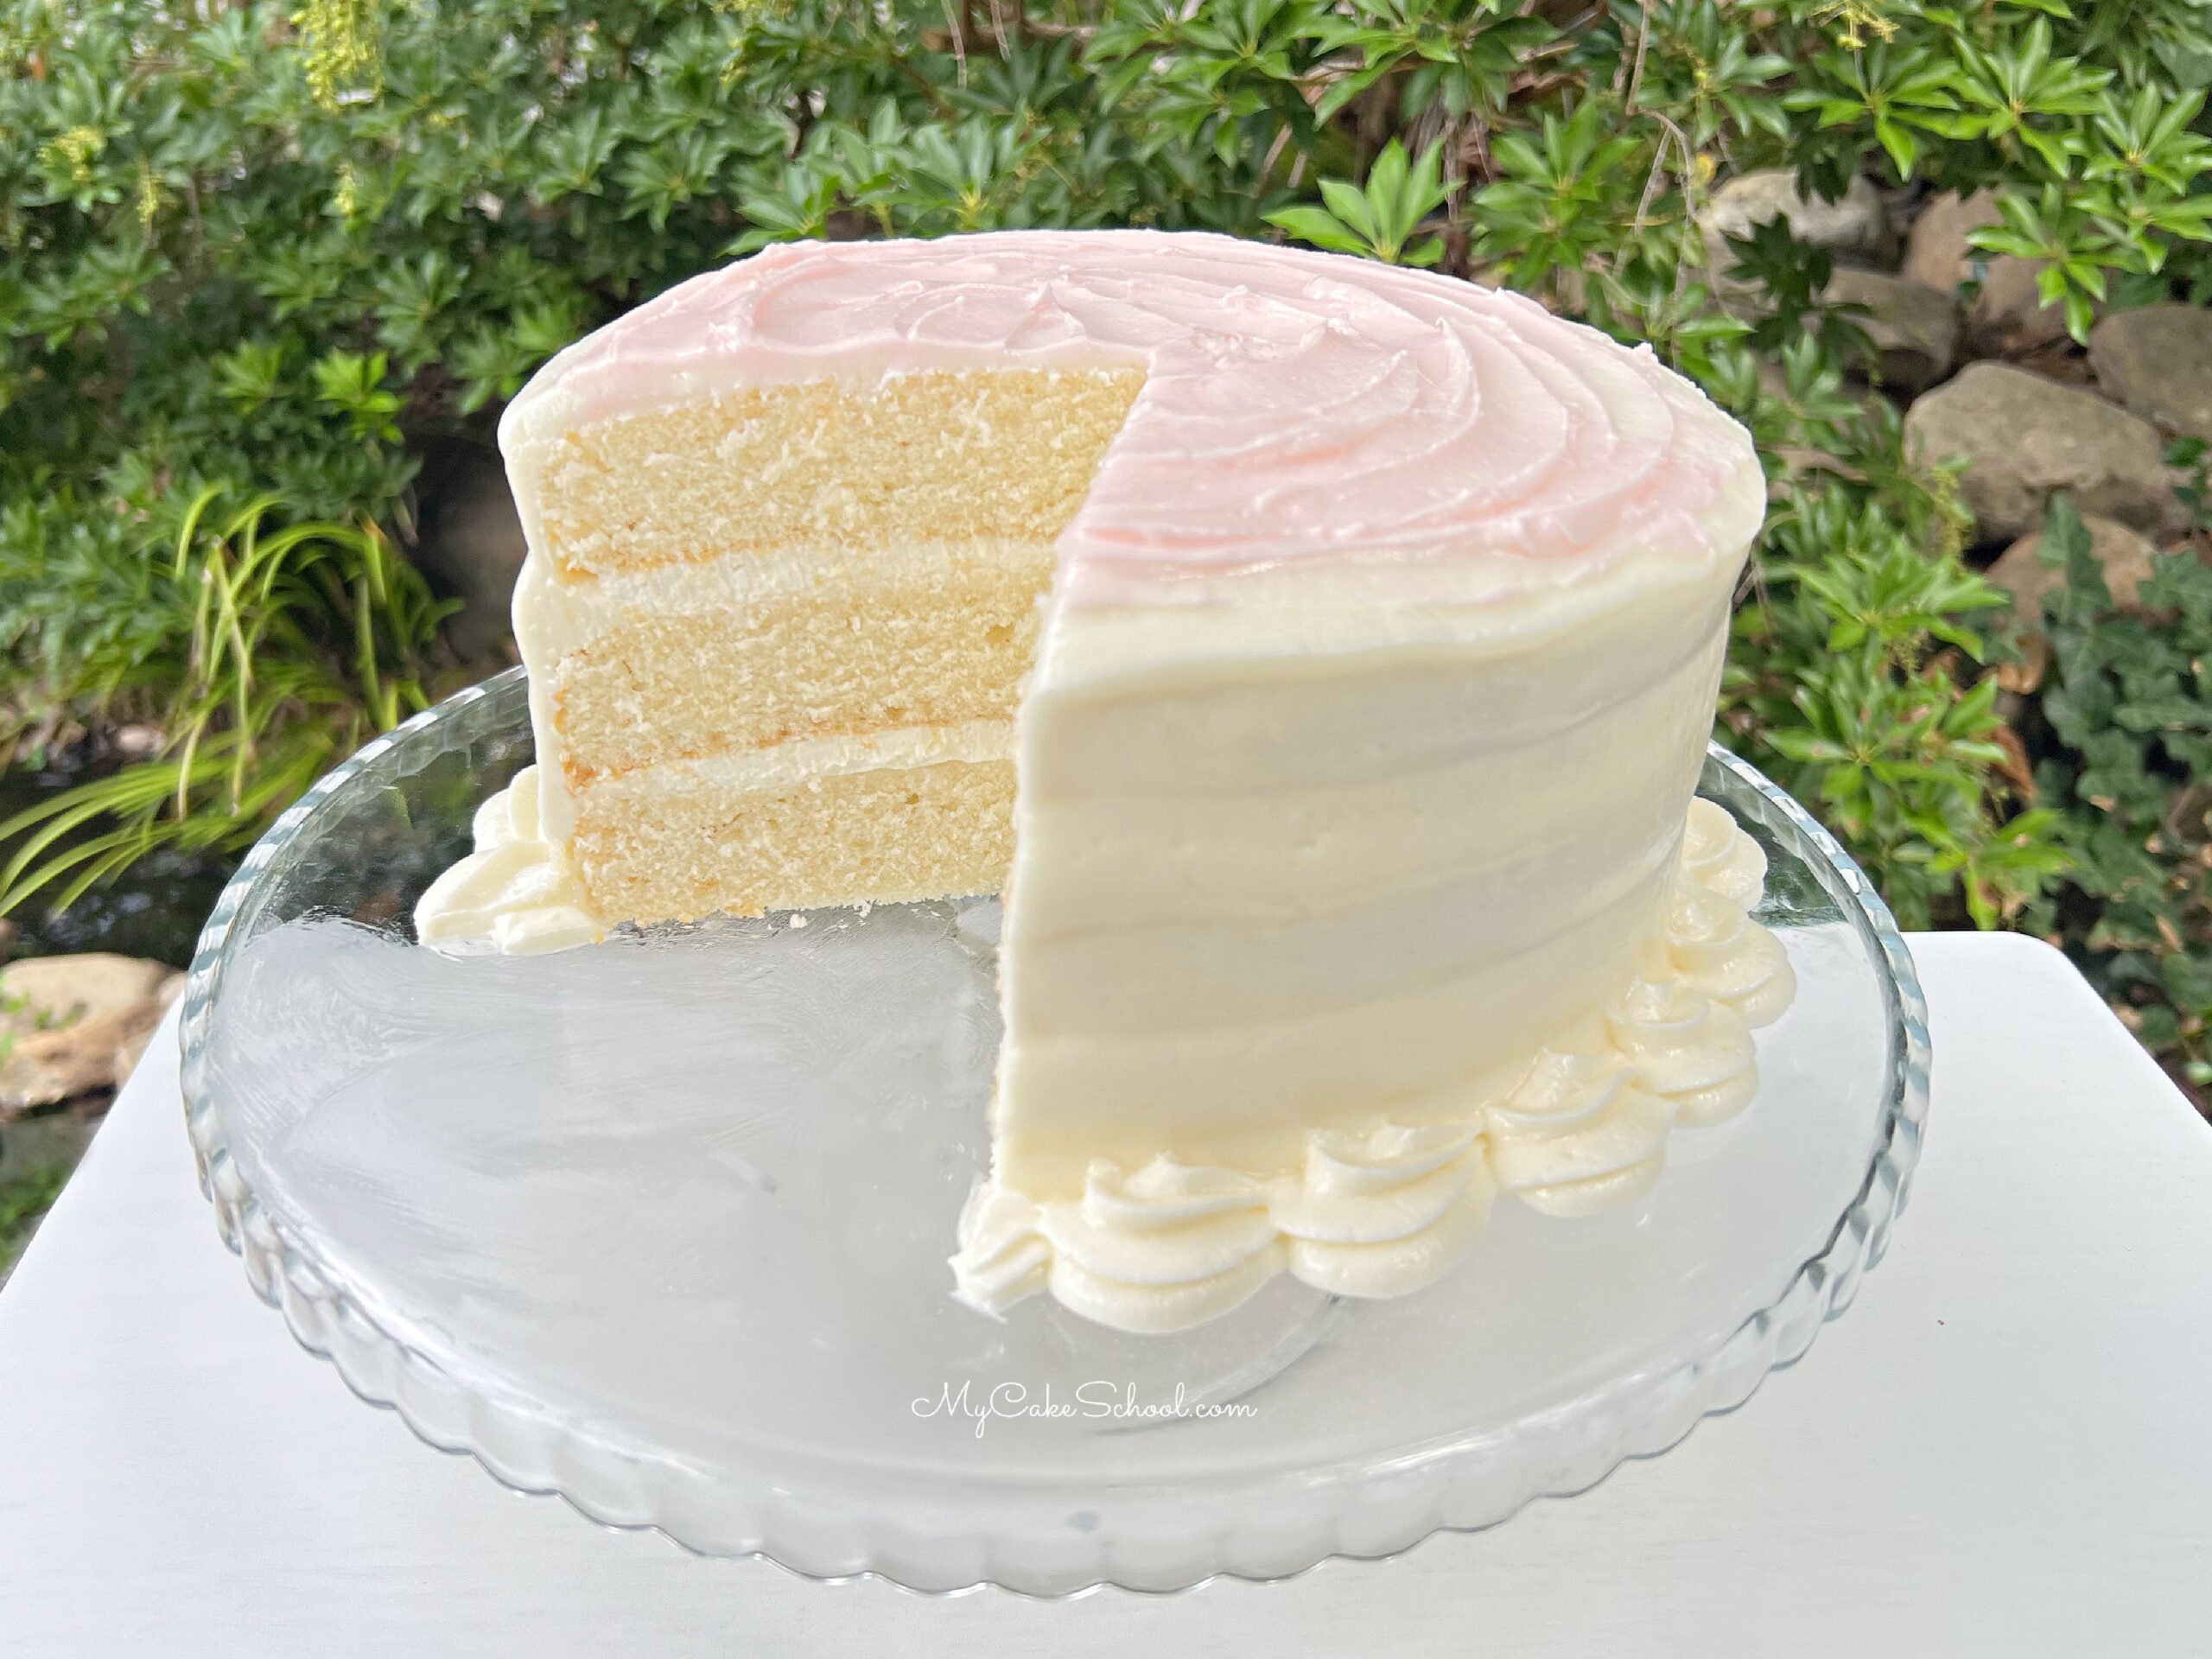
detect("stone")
[1701,169,1891,266]
[1986,513,2163,689]
[2088,304,2212,443]
[1823,268,1958,394]
[1902,189,2069,352]
[1988,512,2160,618]
[411,441,526,664]
[1904,363,2188,543]
[0,954,185,1115]
[110,723,163,759]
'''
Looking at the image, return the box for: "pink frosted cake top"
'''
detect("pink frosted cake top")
[501,230,1763,605]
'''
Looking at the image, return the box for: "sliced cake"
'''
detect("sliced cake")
[415,230,1796,1332]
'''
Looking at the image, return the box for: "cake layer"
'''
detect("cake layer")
[520,539,1052,781]
[568,724,1014,922]
[1012,824,1680,1035]
[1023,575,1732,788]
[524,368,1142,577]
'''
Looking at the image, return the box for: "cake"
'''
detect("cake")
[414,230,1796,1334]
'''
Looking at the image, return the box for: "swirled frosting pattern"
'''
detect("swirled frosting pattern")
[950,803,1798,1331]
[503,230,1764,611]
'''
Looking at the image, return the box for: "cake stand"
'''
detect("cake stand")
[179,668,1929,1597]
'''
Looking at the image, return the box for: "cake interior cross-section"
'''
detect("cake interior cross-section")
[412,230,1798,1334]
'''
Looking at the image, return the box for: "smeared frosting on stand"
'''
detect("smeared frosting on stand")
[950,800,1797,1332]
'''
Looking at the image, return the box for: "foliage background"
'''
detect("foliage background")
[4,0,2212,1095]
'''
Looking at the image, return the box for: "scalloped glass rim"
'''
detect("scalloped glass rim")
[178,666,1929,1598]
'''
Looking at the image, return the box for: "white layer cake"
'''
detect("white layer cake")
[415,230,1796,1333]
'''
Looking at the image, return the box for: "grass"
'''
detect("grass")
[0,1164,70,1284]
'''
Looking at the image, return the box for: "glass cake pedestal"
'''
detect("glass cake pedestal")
[179,669,1929,1597]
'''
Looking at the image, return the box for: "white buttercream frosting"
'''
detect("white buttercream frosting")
[950,803,1798,1332]
[1483,1047,1672,1218]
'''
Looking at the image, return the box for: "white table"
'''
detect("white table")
[3,933,2209,1656]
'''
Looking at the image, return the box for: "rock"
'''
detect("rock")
[110,723,163,759]
[1904,363,2188,543]
[1823,268,1958,394]
[1701,170,1891,268]
[0,955,185,1116]
[1902,189,2069,352]
[2088,304,2212,443]
[1988,512,2160,617]
[1986,513,2162,689]
[412,442,526,664]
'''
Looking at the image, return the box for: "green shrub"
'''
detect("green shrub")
[2025,491,2212,1093]
[5,0,2212,1058]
